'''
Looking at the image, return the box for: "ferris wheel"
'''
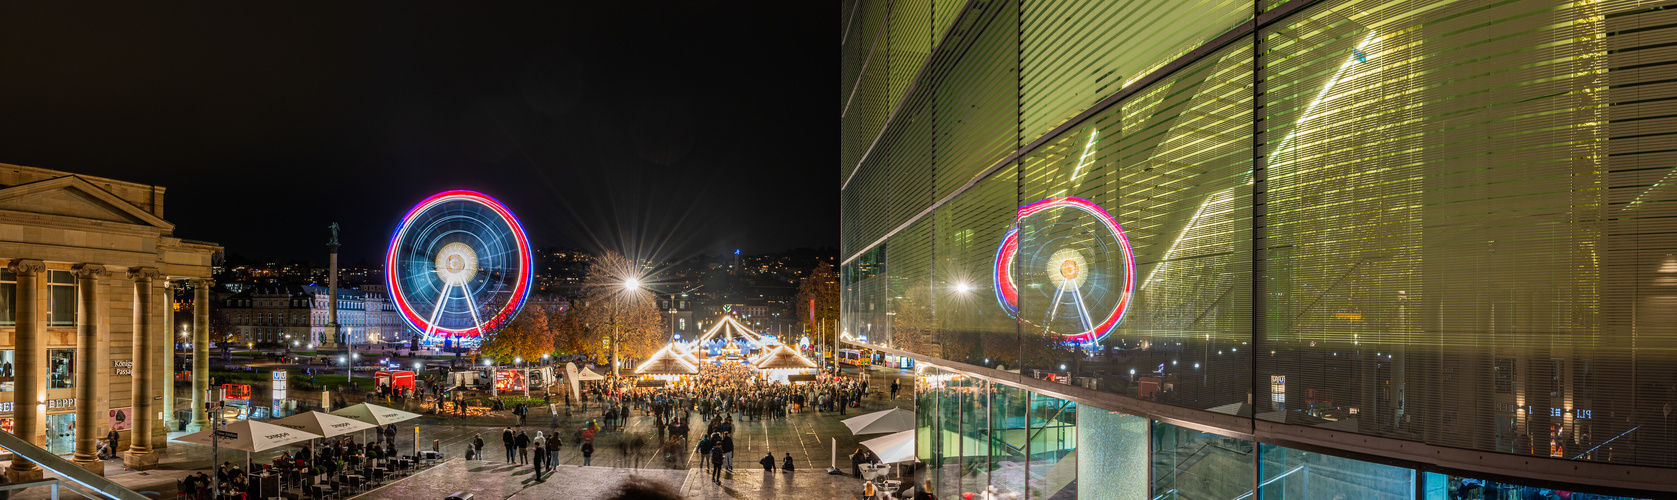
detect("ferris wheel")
[385,190,533,346]
[994,197,1135,344]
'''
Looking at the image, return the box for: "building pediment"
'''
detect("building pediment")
[0,175,173,231]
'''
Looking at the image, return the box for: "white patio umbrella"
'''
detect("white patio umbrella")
[329,402,420,426]
[858,429,917,478]
[841,407,916,435]
[175,419,322,474]
[270,411,378,437]
[331,402,422,453]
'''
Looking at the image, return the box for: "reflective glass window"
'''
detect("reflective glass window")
[1258,443,1413,499]
[48,348,73,389]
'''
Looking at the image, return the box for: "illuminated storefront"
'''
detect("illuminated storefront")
[840,0,1677,496]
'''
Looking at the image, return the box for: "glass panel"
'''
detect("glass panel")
[0,270,14,326]
[48,349,74,389]
[1077,408,1147,500]
[1013,35,1256,413]
[935,167,1019,370]
[843,245,888,351]
[48,270,75,327]
[959,377,991,496]
[990,384,1029,496]
[1255,0,1677,468]
[1027,392,1076,499]
[1421,472,1649,500]
[1151,421,1252,499]
[45,413,74,455]
[1259,443,1413,499]
[889,219,934,358]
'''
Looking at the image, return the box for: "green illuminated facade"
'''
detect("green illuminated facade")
[841,0,1677,497]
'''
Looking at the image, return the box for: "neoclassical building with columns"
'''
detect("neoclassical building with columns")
[0,163,217,479]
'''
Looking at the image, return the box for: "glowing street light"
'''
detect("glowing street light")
[623,278,640,291]
[955,282,973,293]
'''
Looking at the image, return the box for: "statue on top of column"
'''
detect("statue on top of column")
[328,222,340,247]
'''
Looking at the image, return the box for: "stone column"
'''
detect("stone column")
[188,278,211,433]
[70,264,107,475]
[162,280,175,432]
[123,267,159,470]
[6,259,44,483]
[324,242,339,348]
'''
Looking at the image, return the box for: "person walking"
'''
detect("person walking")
[515,429,531,465]
[532,442,547,479]
[708,444,725,484]
[696,434,714,473]
[720,431,735,472]
[546,433,561,472]
[501,427,516,463]
[850,448,866,478]
[581,440,595,466]
[758,451,775,473]
[471,434,485,461]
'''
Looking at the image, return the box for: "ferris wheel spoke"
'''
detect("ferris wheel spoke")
[1045,282,1068,328]
[461,282,487,334]
[1069,278,1095,332]
[424,282,454,339]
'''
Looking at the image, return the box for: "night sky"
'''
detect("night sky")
[0,1,834,265]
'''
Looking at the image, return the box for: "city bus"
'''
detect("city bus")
[838,349,871,368]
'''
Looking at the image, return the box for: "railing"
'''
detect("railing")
[1,478,99,500]
[0,430,148,500]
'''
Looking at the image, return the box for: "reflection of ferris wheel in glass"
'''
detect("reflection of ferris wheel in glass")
[386,191,533,346]
[994,197,1135,344]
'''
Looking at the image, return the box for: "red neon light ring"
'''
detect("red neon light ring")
[991,197,1135,343]
[385,190,533,337]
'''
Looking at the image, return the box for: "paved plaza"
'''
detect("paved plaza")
[2,367,915,500]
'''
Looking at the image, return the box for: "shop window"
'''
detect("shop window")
[48,349,73,389]
[0,350,13,392]
[47,270,75,327]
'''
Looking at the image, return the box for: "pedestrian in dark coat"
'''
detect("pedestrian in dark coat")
[515,430,532,464]
[781,453,794,472]
[532,443,547,478]
[501,427,516,463]
[759,452,775,472]
[709,446,725,484]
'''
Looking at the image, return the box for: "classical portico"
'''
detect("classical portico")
[0,165,219,478]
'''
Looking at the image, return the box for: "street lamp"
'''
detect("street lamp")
[623,278,640,291]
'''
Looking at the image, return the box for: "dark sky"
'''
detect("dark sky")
[0,1,835,265]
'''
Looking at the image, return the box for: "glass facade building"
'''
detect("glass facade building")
[840,0,1677,497]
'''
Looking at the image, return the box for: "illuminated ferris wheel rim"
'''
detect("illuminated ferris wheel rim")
[993,196,1136,343]
[384,190,533,337]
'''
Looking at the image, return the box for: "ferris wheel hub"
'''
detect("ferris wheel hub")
[434,242,479,285]
[1047,247,1089,287]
